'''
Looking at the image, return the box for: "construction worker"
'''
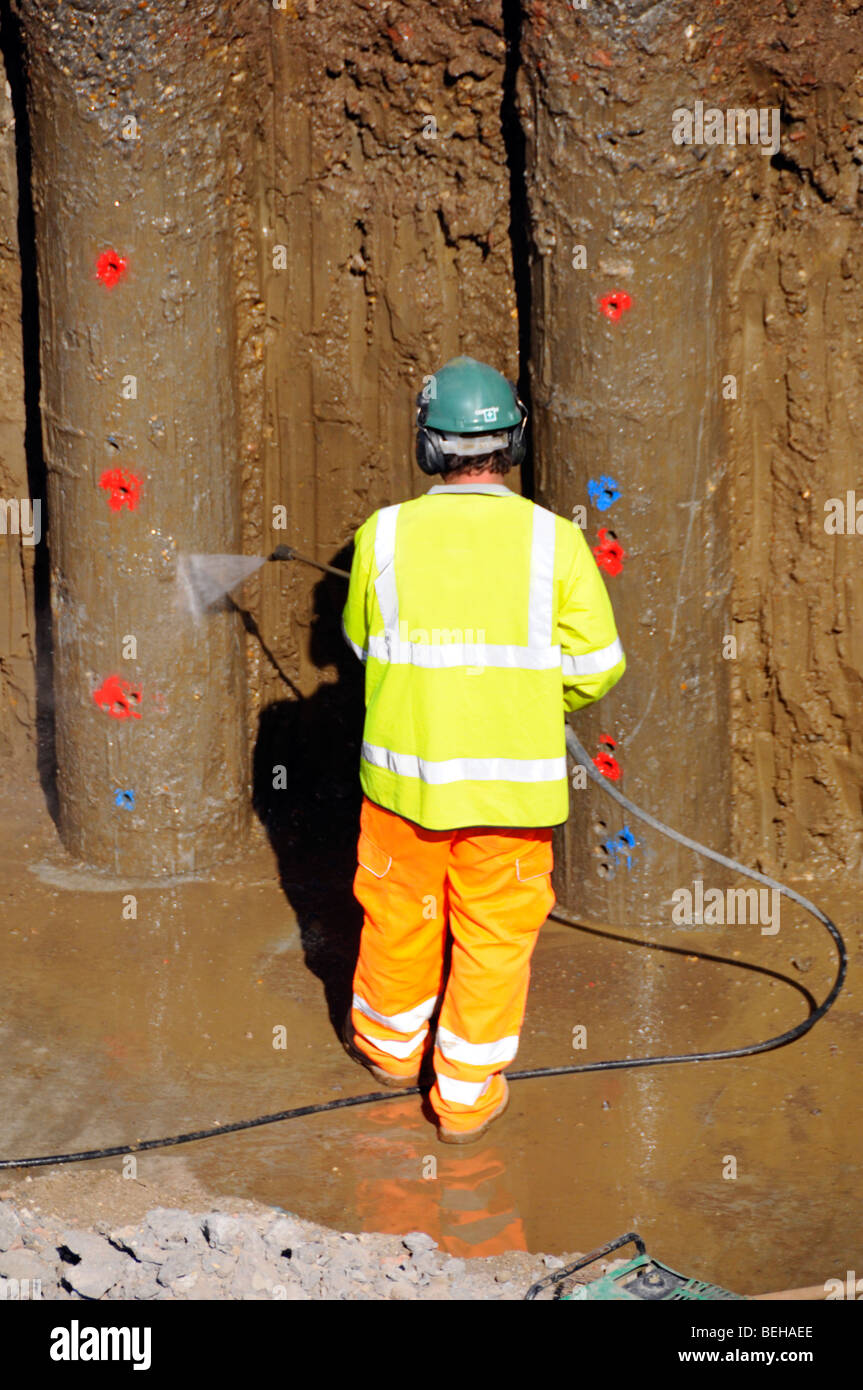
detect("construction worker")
[341,356,625,1144]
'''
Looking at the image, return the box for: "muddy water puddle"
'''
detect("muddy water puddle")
[1,787,861,1295]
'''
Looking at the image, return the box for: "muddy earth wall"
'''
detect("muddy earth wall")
[0,0,860,888]
[242,0,519,836]
[716,1,863,877]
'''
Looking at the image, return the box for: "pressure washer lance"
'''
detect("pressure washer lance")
[178,546,350,620]
[0,652,846,1173]
[269,544,350,580]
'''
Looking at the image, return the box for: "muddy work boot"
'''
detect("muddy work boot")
[341,1012,420,1090]
[436,1077,510,1145]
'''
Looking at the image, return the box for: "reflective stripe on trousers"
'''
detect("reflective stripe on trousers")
[350,796,555,1133]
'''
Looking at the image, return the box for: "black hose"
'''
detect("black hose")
[0,733,845,1171]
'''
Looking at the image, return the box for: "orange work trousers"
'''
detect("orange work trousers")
[350,796,555,1134]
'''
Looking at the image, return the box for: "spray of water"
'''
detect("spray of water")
[177,553,268,619]
[176,546,350,618]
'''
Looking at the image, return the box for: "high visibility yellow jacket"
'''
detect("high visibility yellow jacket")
[342,482,625,829]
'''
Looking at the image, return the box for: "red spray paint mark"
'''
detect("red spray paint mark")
[594,734,622,781]
[592,527,626,576]
[598,290,632,322]
[93,675,142,720]
[594,751,620,778]
[99,467,142,512]
[95,249,128,289]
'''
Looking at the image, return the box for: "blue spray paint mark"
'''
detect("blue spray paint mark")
[588,475,621,512]
[114,788,135,809]
[603,825,637,875]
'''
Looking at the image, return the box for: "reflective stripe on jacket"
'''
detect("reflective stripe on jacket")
[342,482,625,829]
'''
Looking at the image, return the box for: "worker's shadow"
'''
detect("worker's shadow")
[250,548,364,1031]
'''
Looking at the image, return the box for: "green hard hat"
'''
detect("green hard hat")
[420,356,523,434]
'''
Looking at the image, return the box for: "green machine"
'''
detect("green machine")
[525,1233,746,1302]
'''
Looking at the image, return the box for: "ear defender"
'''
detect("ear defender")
[415,390,447,476]
[506,381,528,468]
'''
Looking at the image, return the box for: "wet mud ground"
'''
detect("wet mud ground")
[1,781,861,1297]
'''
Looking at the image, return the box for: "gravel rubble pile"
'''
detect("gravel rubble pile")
[0,1199,580,1301]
